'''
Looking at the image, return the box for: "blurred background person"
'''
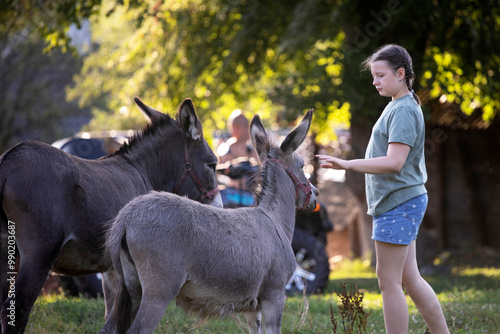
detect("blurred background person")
[217,109,257,164]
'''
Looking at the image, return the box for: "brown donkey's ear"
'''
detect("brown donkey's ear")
[178,98,203,141]
[134,97,165,123]
[280,109,313,154]
[250,114,270,164]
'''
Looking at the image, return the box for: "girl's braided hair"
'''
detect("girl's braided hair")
[362,44,420,105]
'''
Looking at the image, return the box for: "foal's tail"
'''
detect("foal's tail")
[105,216,134,334]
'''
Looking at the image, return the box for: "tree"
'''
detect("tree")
[2,1,500,256]
[3,0,498,135]
[0,0,106,152]
[0,29,89,153]
[0,0,105,52]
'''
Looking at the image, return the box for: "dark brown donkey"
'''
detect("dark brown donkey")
[0,98,220,334]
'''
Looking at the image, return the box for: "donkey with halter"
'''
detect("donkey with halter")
[101,109,318,334]
[0,98,220,334]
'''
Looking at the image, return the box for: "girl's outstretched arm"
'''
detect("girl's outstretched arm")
[316,142,410,174]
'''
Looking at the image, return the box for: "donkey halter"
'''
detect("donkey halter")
[172,132,219,202]
[263,157,312,209]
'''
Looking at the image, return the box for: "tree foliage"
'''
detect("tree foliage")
[0,29,88,152]
[2,0,499,146]
[65,0,499,141]
[66,0,352,141]
[0,0,102,52]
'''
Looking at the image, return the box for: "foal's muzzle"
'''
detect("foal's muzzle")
[210,192,224,208]
[263,157,317,210]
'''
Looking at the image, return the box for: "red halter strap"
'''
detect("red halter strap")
[263,157,312,209]
[172,136,219,202]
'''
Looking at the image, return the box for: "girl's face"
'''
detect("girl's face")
[370,60,407,100]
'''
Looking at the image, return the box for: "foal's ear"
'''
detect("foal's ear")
[250,114,269,163]
[280,109,313,154]
[134,97,164,123]
[178,98,203,141]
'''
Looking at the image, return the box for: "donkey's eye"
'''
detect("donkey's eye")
[207,163,217,172]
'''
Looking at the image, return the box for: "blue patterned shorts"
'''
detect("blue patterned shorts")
[371,194,428,245]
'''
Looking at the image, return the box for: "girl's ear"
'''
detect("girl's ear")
[396,67,405,80]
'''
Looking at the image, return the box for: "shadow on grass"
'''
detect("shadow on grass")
[424,273,500,293]
[325,268,500,295]
[326,278,380,294]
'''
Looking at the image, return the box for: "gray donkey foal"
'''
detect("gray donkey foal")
[101,109,318,334]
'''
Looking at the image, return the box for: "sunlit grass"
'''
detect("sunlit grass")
[330,258,377,280]
[323,259,500,333]
[25,260,500,333]
[453,266,500,278]
[27,294,105,333]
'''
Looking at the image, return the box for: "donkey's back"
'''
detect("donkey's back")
[0,140,145,274]
[0,139,145,224]
[107,191,295,319]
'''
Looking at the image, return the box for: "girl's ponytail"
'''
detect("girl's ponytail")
[411,89,420,105]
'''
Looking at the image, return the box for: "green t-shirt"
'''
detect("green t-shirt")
[365,94,427,216]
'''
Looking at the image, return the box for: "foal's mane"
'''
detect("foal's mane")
[115,114,179,156]
[252,137,280,204]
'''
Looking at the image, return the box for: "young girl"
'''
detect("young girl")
[317,44,449,333]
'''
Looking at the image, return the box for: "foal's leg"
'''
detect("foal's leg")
[245,311,263,334]
[260,290,286,334]
[99,271,119,334]
[126,259,187,334]
[102,270,117,319]
[100,251,143,334]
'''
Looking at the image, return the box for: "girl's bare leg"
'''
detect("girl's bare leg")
[402,241,450,333]
[375,240,410,334]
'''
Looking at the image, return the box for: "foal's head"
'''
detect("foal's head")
[250,109,318,211]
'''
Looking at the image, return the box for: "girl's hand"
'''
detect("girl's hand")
[316,155,350,170]
[316,143,410,174]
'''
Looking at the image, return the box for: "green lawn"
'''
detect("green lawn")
[25,260,500,333]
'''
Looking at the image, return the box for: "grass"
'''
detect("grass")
[25,260,500,333]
